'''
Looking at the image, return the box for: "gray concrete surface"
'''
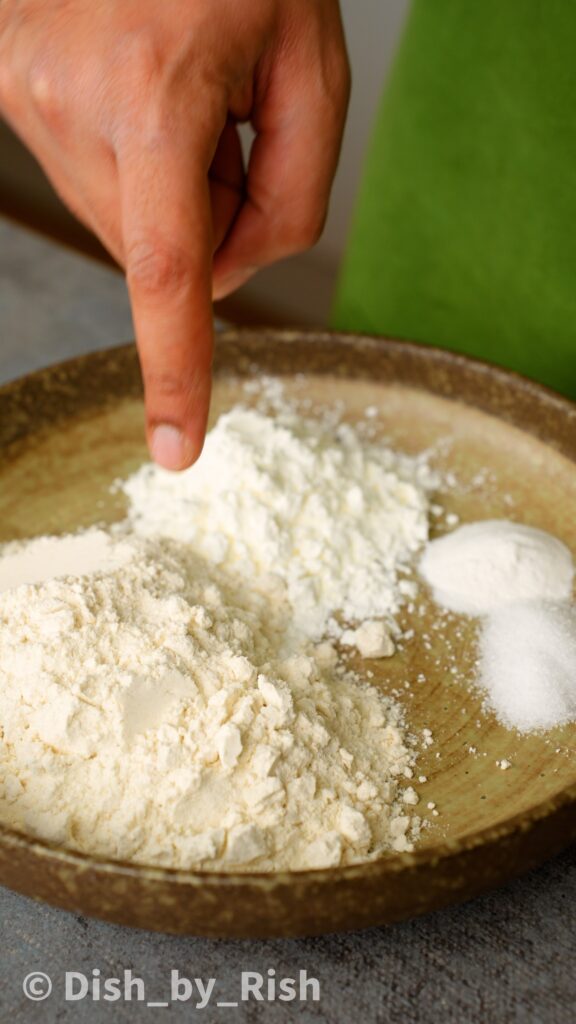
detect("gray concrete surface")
[0,219,574,1024]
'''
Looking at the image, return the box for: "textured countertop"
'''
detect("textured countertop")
[0,219,574,1024]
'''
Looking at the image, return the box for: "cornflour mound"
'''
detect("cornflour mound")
[419,519,573,615]
[121,407,437,642]
[0,533,419,871]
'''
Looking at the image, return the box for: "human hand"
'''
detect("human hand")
[0,0,350,468]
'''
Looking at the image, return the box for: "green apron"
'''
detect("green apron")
[332,0,576,398]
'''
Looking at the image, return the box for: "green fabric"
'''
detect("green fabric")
[333,0,576,398]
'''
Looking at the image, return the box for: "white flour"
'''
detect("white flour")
[122,407,437,643]
[0,532,419,869]
[0,403,439,871]
[0,530,132,592]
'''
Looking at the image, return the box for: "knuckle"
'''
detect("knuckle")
[318,38,351,126]
[127,240,191,298]
[323,58,351,125]
[28,58,55,105]
[27,57,65,128]
[285,208,326,252]
[116,29,159,84]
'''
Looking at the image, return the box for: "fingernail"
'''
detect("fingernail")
[150,424,187,471]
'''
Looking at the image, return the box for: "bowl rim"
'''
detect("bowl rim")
[1,326,575,888]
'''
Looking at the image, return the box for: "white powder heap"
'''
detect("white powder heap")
[122,407,437,643]
[479,603,576,731]
[419,520,574,615]
[0,529,132,592]
[0,532,419,871]
[419,518,576,732]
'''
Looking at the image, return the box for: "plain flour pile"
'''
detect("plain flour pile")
[0,402,439,871]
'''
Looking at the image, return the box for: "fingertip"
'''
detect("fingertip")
[149,423,202,472]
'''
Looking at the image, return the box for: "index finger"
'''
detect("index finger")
[119,131,217,471]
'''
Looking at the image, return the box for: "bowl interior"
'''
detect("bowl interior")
[0,336,575,865]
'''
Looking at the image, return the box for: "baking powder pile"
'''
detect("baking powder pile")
[0,403,438,871]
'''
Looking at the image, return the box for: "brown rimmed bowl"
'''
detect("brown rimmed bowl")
[0,327,575,937]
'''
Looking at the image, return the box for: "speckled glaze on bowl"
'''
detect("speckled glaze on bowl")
[0,328,575,938]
